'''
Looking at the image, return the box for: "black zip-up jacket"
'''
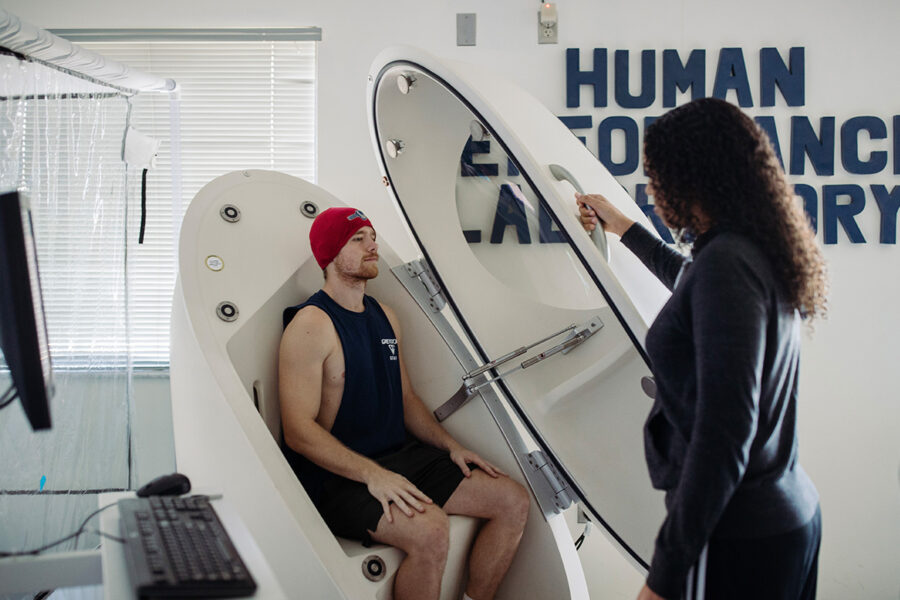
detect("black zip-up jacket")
[620,224,820,598]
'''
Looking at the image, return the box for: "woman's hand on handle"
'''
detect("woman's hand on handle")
[576,192,635,237]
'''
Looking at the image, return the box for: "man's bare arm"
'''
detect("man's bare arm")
[279,306,431,521]
[380,303,503,479]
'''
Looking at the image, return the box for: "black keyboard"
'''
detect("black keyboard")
[118,495,257,598]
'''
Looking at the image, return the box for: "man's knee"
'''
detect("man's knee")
[404,507,451,564]
[496,479,530,529]
[511,480,531,526]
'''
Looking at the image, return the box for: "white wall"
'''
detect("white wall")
[7,1,899,598]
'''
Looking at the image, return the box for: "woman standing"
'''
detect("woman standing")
[578,98,827,600]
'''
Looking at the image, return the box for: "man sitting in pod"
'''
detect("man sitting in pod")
[279,207,530,600]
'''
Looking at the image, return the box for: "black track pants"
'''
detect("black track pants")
[684,505,822,600]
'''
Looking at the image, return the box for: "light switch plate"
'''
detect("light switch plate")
[457,13,476,46]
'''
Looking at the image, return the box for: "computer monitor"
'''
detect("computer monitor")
[0,190,54,430]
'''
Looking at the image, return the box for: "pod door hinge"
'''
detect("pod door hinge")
[403,258,446,313]
[527,450,574,513]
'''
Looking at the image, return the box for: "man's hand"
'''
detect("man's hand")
[365,466,433,523]
[636,583,666,600]
[576,192,635,237]
[448,444,506,479]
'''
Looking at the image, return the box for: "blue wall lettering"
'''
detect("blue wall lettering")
[662,49,705,107]
[894,116,899,174]
[760,47,805,107]
[712,48,753,107]
[793,183,818,232]
[598,116,639,175]
[557,46,899,248]
[615,49,655,109]
[754,116,785,167]
[558,115,592,144]
[490,183,532,244]
[566,48,607,108]
[463,230,482,243]
[841,116,888,175]
[539,202,567,243]
[790,117,835,175]
[823,185,866,244]
[460,138,498,177]
[507,158,520,177]
[635,184,675,242]
[872,185,900,244]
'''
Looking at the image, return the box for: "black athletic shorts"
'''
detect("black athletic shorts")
[316,440,470,546]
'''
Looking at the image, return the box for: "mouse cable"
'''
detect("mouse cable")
[83,527,126,544]
[0,501,119,558]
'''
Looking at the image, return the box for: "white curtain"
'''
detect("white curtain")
[0,55,132,565]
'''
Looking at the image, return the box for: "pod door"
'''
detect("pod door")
[368,49,669,568]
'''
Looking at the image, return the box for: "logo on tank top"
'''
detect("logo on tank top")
[381,338,398,360]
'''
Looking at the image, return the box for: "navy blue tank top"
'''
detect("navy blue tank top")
[281,290,406,506]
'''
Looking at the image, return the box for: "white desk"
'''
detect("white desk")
[99,492,288,600]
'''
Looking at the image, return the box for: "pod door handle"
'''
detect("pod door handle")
[549,163,610,261]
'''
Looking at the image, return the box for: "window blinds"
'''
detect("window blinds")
[71,39,317,369]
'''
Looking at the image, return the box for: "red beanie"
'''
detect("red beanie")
[309,207,374,269]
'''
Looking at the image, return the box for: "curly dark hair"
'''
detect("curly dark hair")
[643,98,828,320]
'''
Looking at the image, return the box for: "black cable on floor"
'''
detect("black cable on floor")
[0,387,18,410]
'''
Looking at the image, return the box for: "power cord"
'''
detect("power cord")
[574,521,592,551]
[0,501,121,558]
[574,531,586,550]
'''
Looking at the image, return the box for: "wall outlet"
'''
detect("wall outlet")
[538,14,557,44]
